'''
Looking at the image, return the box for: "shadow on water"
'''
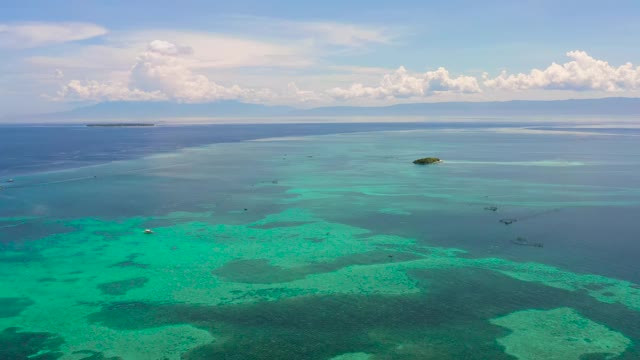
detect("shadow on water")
[86,268,639,359]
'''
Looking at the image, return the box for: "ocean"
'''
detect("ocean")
[0,121,639,359]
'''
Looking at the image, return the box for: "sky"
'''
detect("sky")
[1,0,640,115]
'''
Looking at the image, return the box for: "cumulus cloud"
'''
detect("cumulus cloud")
[0,22,107,49]
[285,82,322,102]
[31,30,313,72]
[328,66,481,100]
[127,40,247,101]
[484,51,640,91]
[57,79,166,102]
[144,39,193,56]
[56,40,315,104]
[50,45,640,106]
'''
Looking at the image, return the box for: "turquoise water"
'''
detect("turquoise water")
[1,125,639,359]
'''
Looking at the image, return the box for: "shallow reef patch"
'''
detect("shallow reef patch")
[491,307,632,360]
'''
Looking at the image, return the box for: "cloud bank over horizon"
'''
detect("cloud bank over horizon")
[327,66,481,100]
[484,51,640,92]
[2,8,640,115]
[56,39,315,104]
[55,38,640,105]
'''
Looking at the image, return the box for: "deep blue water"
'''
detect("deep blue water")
[0,122,549,177]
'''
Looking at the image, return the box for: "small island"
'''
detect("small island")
[413,157,442,165]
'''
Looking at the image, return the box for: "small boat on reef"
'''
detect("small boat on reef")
[144,229,154,234]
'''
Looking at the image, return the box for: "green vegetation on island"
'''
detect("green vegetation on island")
[412,157,441,165]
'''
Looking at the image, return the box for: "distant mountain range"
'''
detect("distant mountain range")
[295,97,640,117]
[5,97,640,122]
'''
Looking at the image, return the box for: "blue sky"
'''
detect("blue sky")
[1,0,640,115]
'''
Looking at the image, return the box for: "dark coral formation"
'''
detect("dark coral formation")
[73,350,123,360]
[86,268,640,360]
[109,253,149,269]
[97,277,149,296]
[0,297,34,318]
[0,327,64,360]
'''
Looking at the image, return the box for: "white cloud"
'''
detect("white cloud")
[119,30,317,69]
[328,66,481,100]
[29,30,313,72]
[56,40,316,104]
[285,82,323,102]
[23,19,392,108]
[35,33,640,108]
[57,79,167,102]
[484,51,640,91]
[144,39,193,56]
[0,22,107,49]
